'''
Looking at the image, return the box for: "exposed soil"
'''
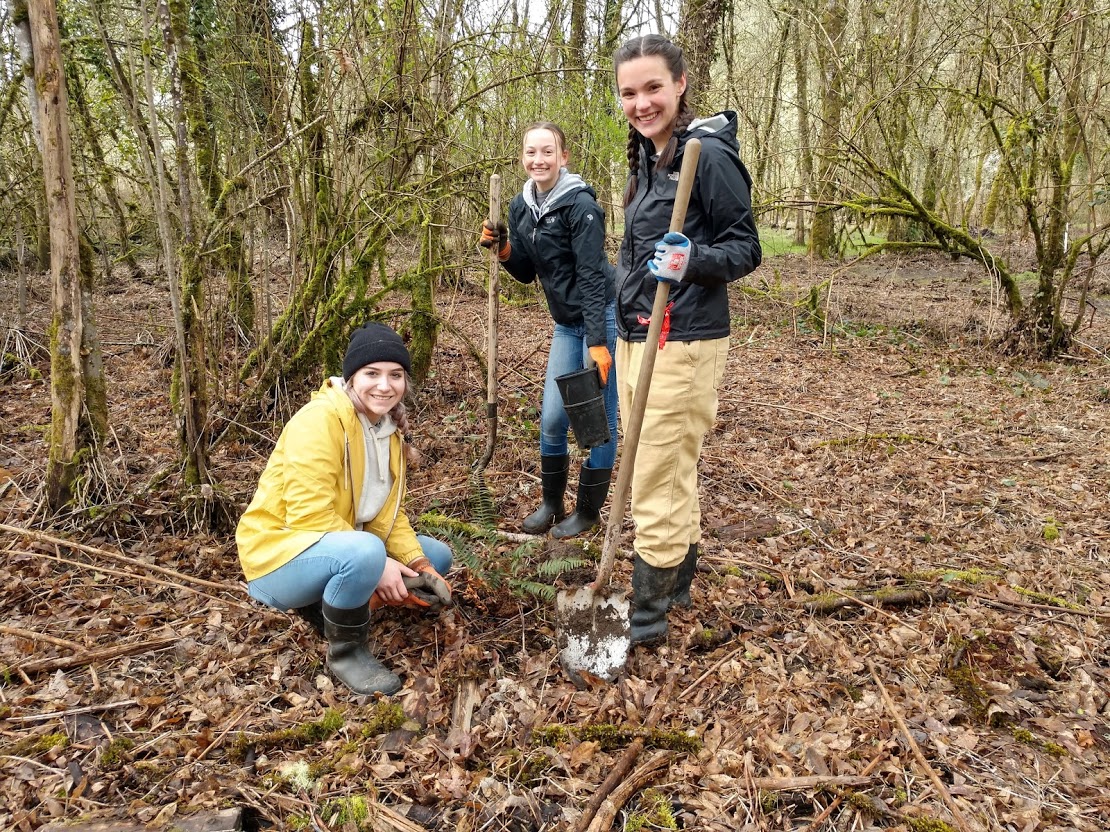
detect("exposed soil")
[2,248,1110,831]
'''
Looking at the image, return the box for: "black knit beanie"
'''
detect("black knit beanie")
[342,322,411,380]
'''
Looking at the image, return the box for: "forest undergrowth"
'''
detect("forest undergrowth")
[2,248,1109,831]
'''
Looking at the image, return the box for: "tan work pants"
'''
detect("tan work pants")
[615,336,729,568]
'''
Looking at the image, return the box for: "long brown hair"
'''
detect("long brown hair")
[614,35,696,207]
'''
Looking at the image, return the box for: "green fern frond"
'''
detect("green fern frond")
[468,471,497,527]
[536,557,589,577]
[509,579,557,601]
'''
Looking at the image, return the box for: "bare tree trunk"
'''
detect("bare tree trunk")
[753,15,791,189]
[11,0,50,270]
[792,10,815,247]
[809,0,847,259]
[27,0,109,510]
[407,0,459,383]
[678,0,725,110]
[69,66,144,282]
[157,0,210,486]
[10,1,42,149]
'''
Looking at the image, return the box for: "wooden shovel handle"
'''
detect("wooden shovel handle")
[594,138,703,588]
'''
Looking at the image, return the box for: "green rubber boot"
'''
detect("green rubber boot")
[522,454,569,534]
[551,465,612,539]
[322,602,401,695]
[630,556,679,645]
[670,544,699,608]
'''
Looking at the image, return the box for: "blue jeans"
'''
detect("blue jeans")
[247,532,453,611]
[541,302,619,469]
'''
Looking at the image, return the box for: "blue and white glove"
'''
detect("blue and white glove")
[647,232,691,285]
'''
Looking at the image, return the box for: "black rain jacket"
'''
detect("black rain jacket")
[501,171,615,347]
[615,111,762,342]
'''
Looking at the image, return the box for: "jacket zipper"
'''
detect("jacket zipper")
[617,160,651,332]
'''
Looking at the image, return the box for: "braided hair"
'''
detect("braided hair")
[390,389,422,466]
[614,35,695,208]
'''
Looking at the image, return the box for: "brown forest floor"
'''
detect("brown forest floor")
[2,247,1110,832]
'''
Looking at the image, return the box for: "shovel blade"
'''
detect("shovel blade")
[555,586,631,682]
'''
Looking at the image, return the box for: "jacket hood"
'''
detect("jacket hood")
[637,111,741,169]
[523,169,590,218]
[318,376,357,418]
[686,111,739,149]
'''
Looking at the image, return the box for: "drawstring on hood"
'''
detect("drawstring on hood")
[523,169,588,221]
[353,408,397,528]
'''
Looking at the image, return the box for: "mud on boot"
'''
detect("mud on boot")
[630,556,679,645]
[522,454,569,534]
[322,602,401,695]
[670,543,698,608]
[551,465,612,539]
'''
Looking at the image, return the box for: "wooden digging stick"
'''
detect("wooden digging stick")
[474,173,501,474]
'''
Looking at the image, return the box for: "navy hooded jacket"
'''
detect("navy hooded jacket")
[615,111,762,342]
[501,170,615,348]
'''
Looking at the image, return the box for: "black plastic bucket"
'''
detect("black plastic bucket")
[555,366,611,450]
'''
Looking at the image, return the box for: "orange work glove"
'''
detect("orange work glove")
[370,557,452,612]
[479,220,511,261]
[588,345,613,385]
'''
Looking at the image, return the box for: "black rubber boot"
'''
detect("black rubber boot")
[522,454,568,534]
[630,556,679,645]
[670,543,699,608]
[322,602,401,695]
[293,600,326,637]
[551,465,612,539]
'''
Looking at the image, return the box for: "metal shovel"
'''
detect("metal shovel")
[556,139,703,682]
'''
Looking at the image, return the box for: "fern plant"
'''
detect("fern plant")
[416,511,593,603]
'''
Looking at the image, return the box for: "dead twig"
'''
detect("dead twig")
[868,661,973,832]
[0,522,237,592]
[794,586,947,621]
[575,674,677,832]
[753,774,876,790]
[2,547,255,612]
[4,699,138,724]
[585,751,672,832]
[947,584,1110,621]
[0,625,84,652]
[14,636,178,676]
[929,450,1067,465]
[801,748,889,831]
[679,644,748,700]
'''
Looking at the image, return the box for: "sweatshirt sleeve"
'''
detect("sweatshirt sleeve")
[568,193,612,347]
[499,195,538,285]
[684,143,762,286]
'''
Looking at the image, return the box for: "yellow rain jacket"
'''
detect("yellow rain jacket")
[236,378,424,581]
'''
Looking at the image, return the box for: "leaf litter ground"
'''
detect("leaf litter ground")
[2,250,1109,831]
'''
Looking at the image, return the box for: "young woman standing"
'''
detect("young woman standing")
[480,122,619,539]
[612,36,762,643]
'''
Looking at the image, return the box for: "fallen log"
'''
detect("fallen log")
[792,586,948,616]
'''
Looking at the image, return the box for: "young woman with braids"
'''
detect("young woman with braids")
[479,122,619,539]
[612,35,762,644]
[236,323,453,696]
